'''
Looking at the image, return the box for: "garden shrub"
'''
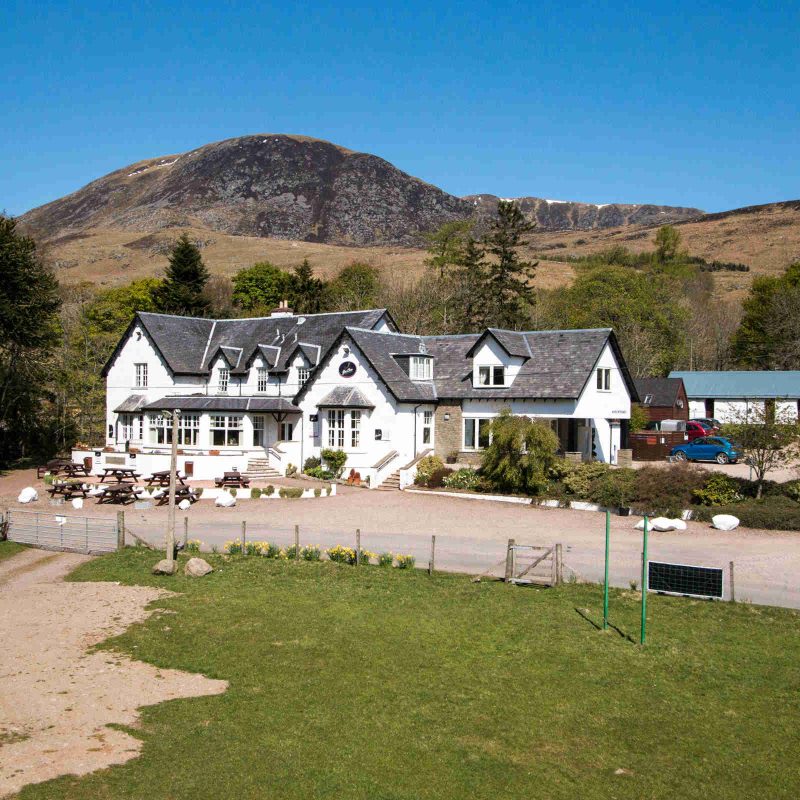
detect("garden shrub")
[633,463,706,517]
[230,488,237,498]
[194,487,204,498]
[224,538,243,555]
[284,544,299,559]
[782,480,800,502]
[395,554,416,569]
[263,485,274,496]
[325,484,332,496]
[692,496,800,531]
[443,468,480,491]
[589,468,637,508]
[43,474,54,485]
[314,488,321,497]
[428,467,454,488]
[245,541,264,556]
[301,545,321,561]
[378,552,394,567]
[250,487,262,499]
[303,456,321,472]
[562,462,610,497]
[414,455,445,486]
[327,545,357,564]
[279,487,304,498]
[692,473,742,506]
[358,549,376,565]
[320,448,347,478]
[305,465,333,479]
[264,542,282,558]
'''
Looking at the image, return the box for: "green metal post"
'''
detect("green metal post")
[602,510,610,630]
[640,515,649,645]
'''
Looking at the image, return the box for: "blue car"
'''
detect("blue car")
[670,436,740,465]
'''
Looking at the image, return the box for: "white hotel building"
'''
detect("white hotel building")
[88,306,637,487]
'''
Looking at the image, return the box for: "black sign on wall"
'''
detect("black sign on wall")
[648,561,724,599]
[339,361,356,378]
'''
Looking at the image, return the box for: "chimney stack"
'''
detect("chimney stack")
[271,299,295,318]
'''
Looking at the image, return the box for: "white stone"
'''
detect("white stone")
[215,491,236,508]
[71,498,84,510]
[17,487,38,504]
[712,514,740,531]
[634,517,684,532]
[178,499,191,511]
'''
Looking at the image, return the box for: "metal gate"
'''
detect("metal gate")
[5,510,120,554]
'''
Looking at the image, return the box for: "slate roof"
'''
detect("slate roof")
[317,387,375,409]
[113,394,149,413]
[425,329,624,400]
[669,371,800,399]
[634,377,684,407]
[103,309,391,377]
[141,396,300,413]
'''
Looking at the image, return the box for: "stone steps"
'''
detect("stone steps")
[376,470,401,491]
[244,458,281,479]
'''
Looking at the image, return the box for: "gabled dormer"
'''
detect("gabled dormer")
[466,329,530,389]
[393,341,434,382]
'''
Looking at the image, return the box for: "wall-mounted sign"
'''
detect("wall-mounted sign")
[375,429,383,441]
[309,414,319,422]
[339,361,356,378]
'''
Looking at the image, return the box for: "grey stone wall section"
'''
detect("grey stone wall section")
[434,403,462,461]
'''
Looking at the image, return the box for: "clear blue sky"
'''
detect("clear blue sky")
[3,0,798,216]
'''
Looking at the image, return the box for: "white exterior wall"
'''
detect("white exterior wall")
[471,338,525,386]
[689,398,798,424]
[298,336,432,483]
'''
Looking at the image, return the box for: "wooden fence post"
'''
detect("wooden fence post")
[428,535,436,576]
[729,560,735,602]
[356,528,361,565]
[183,516,188,548]
[241,520,247,555]
[117,511,125,551]
[295,524,300,559]
[555,543,563,585]
[504,538,515,582]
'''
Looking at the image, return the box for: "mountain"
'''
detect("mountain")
[20,134,701,247]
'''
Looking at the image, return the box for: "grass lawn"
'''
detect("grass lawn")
[16,548,800,800]
[0,540,27,561]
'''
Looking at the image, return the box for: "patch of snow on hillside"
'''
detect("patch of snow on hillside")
[128,157,179,177]
[544,199,568,204]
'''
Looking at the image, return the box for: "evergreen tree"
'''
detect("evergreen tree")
[424,219,474,279]
[451,236,490,332]
[482,201,538,329]
[654,224,682,263]
[0,216,62,462]
[157,234,210,315]
[291,259,326,313]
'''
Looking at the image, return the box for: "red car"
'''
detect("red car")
[686,421,708,441]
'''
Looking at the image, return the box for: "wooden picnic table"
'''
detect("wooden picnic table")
[145,470,187,488]
[97,484,137,504]
[37,458,73,479]
[214,470,250,488]
[99,467,140,483]
[62,462,91,478]
[156,485,197,505]
[48,481,90,500]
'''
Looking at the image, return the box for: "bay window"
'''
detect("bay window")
[464,418,491,450]
[148,413,200,446]
[211,414,242,447]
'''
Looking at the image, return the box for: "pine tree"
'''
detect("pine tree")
[482,201,538,329]
[0,216,62,462]
[291,259,326,313]
[157,234,210,315]
[452,236,490,332]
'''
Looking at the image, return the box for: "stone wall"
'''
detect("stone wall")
[434,403,462,462]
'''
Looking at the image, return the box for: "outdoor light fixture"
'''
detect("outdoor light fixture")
[444,413,450,421]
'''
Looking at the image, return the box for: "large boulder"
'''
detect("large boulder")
[634,517,686,532]
[152,559,177,575]
[184,557,213,577]
[215,490,236,507]
[712,514,740,531]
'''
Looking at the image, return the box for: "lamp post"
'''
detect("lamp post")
[162,408,181,570]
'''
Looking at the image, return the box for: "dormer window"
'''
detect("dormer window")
[219,368,229,394]
[478,366,505,387]
[257,368,268,392]
[298,367,311,386]
[410,356,432,381]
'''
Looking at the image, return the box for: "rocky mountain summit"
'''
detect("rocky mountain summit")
[21,134,703,246]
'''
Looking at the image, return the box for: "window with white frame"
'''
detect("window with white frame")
[147,413,199,446]
[135,363,148,388]
[298,367,311,386]
[464,418,491,450]
[351,410,361,448]
[219,368,229,394]
[118,413,140,442]
[327,409,345,448]
[422,410,432,445]
[253,415,265,447]
[211,414,242,446]
[257,368,268,392]
[279,421,294,441]
[148,414,169,445]
[477,365,505,386]
[596,368,611,391]
[410,356,432,380]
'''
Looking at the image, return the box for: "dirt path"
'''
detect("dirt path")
[0,548,227,798]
